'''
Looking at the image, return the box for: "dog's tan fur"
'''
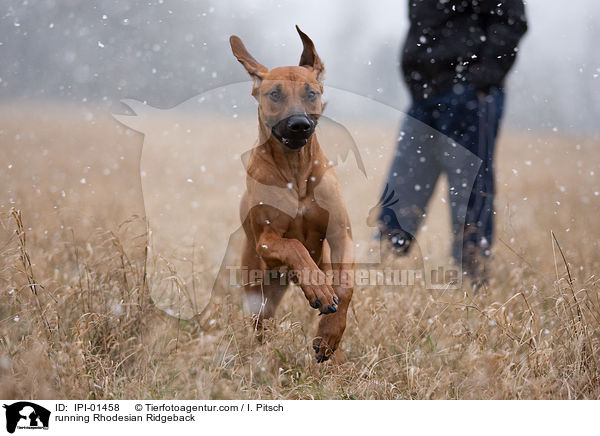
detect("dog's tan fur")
[230,27,354,363]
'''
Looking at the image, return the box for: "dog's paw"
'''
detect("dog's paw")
[312,335,339,363]
[304,284,338,314]
[298,270,338,313]
[312,319,345,363]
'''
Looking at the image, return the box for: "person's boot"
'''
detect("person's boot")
[462,242,489,292]
[378,224,414,256]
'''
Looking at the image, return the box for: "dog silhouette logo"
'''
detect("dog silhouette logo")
[112,86,370,320]
[111,81,482,320]
[3,402,50,434]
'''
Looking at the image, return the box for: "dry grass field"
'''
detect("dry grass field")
[1,102,599,399]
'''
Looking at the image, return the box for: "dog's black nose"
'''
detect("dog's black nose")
[271,114,316,149]
[287,115,312,133]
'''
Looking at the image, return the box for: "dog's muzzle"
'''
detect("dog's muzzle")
[271,114,317,150]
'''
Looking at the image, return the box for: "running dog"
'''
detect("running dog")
[230,26,354,363]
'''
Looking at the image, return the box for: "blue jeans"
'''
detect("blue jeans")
[380,83,505,264]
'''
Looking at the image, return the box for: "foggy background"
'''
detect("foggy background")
[1,0,599,135]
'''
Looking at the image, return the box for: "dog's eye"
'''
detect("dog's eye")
[268,90,282,102]
[305,90,318,101]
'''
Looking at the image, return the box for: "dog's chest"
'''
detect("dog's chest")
[296,197,312,218]
[297,190,325,219]
[285,193,327,241]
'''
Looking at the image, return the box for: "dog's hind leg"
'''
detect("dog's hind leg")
[242,237,288,341]
[245,279,289,342]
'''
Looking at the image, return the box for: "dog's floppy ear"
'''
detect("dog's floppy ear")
[296,25,325,83]
[230,35,268,96]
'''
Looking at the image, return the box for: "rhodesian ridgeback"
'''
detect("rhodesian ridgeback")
[230,26,354,363]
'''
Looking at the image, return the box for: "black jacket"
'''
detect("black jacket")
[401,0,527,100]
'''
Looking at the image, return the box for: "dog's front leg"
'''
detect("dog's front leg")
[255,230,339,314]
[313,230,354,363]
[312,171,354,362]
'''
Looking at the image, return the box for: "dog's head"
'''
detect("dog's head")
[230,26,325,150]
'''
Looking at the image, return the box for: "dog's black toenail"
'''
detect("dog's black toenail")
[327,304,338,313]
[313,345,319,353]
[332,346,337,352]
[333,296,339,304]
[310,299,322,309]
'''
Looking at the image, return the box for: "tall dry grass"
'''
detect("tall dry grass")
[0,103,599,399]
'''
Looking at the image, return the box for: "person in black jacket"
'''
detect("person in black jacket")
[379,0,527,287]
